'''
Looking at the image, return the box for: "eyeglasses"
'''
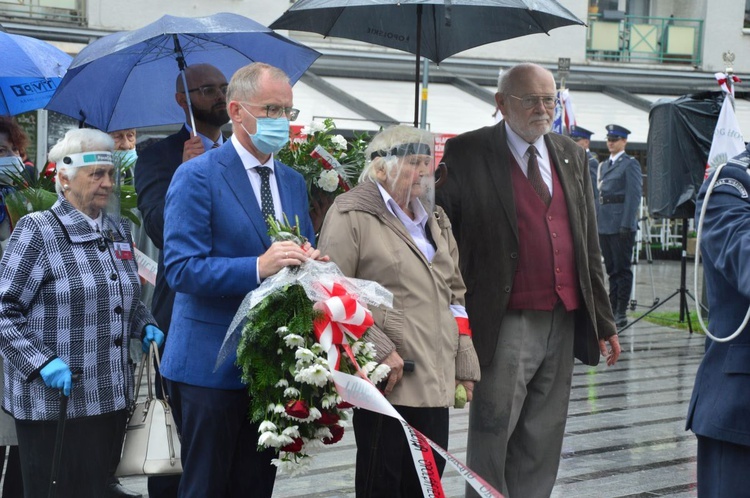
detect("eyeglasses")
[509,95,559,110]
[606,137,623,142]
[241,102,300,122]
[185,84,228,99]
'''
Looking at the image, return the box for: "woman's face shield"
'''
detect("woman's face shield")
[375,141,436,213]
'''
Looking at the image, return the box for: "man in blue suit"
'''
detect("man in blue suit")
[161,62,318,497]
[133,63,229,498]
[687,144,750,498]
[597,124,642,329]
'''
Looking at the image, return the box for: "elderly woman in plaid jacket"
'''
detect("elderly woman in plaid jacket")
[0,128,165,498]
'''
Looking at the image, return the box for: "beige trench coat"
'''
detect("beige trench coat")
[318,181,478,408]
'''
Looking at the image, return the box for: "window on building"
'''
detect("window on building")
[746,0,750,28]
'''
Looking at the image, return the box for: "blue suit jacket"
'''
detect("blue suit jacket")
[687,148,750,447]
[160,141,314,390]
[596,153,642,234]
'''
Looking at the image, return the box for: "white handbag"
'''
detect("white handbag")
[115,342,183,477]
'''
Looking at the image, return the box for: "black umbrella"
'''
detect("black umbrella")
[271,0,584,127]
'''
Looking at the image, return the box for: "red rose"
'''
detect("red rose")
[281,437,304,453]
[336,401,354,409]
[318,410,340,426]
[322,424,345,445]
[285,399,310,419]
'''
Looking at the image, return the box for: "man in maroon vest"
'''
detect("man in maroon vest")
[435,63,620,498]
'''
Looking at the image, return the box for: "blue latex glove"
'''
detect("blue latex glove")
[142,324,165,352]
[39,358,72,396]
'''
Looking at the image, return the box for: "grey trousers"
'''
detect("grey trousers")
[466,304,575,498]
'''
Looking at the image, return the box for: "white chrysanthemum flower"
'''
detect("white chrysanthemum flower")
[258,431,283,448]
[331,134,348,150]
[307,407,322,422]
[321,393,337,409]
[310,343,325,355]
[317,170,340,192]
[267,403,277,413]
[276,455,312,476]
[369,364,391,385]
[282,425,300,438]
[314,356,329,366]
[284,334,306,348]
[295,348,315,363]
[302,121,326,135]
[302,364,331,387]
[274,379,289,389]
[351,340,365,357]
[274,404,286,414]
[362,342,376,357]
[362,361,378,375]
[283,387,301,398]
[276,326,289,336]
[258,420,277,433]
[277,434,294,447]
[315,426,333,439]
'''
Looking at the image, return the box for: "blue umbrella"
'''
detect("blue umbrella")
[46,12,320,132]
[0,30,72,115]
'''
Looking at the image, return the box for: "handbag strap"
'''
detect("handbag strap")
[149,341,170,404]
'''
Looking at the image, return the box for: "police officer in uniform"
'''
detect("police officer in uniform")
[686,143,750,498]
[597,124,642,328]
[570,125,599,207]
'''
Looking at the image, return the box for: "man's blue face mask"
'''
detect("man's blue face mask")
[239,104,290,155]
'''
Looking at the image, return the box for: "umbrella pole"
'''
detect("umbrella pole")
[413,4,423,128]
[173,34,197,137]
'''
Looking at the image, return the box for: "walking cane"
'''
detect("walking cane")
[48,373,78,498]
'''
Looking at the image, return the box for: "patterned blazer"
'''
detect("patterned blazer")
[0,197,154,421]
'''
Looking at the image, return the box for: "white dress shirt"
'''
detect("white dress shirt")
[505,123,554,196]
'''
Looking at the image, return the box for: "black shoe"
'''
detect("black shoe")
[107,480,143,498]
[615,314,628,329]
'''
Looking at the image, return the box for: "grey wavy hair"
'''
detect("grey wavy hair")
[48,128,114,195]
[359,125,434,184]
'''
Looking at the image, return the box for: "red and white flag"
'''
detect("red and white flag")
[705,73,744,179]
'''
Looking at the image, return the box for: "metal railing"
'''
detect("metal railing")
[586,13,703,67]
[0,0,86,26]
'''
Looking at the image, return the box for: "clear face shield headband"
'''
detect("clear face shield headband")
[370,141,436,215]
[60,150,123,233]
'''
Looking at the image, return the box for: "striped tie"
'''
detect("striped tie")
[526,145,551,206]
[211,141,220,149]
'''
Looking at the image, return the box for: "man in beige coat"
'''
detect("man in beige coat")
[435,63,621,498]
[318,126,480,497]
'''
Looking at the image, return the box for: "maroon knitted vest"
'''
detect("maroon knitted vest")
[507,155,581,311]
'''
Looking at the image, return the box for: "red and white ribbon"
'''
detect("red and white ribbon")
[311,145,351,191]
[715,72,741,96]
[313,280,372,370]
[332,370,504,498]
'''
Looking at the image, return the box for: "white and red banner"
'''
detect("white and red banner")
[705,73,744,179]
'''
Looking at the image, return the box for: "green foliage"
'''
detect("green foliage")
[236,284,318,423]
[276,118,370,203]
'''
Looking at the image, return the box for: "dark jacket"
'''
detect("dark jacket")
[435,122,616,367]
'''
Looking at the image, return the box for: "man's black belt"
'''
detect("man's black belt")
[600,195,625,205]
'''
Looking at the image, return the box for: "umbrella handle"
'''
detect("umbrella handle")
[173,35,197,137]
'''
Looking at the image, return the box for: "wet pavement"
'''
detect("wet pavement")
[118,259,705,497]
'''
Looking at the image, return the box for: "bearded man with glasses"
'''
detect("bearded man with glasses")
[435,62,620,498]
[159,62,320,497]
[597,124,643,330]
